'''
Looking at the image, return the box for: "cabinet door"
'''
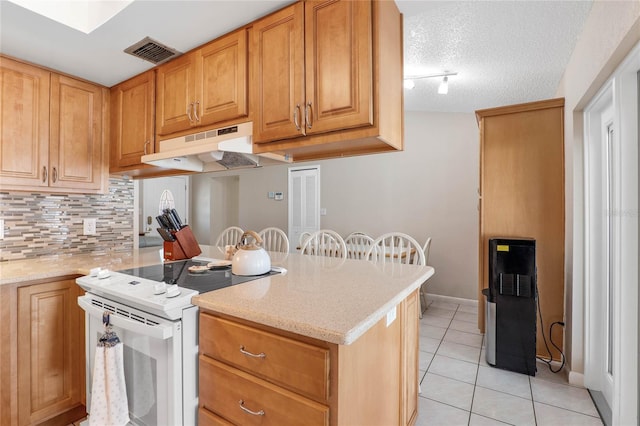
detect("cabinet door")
[110,70,155,170]
[304,0,373,134]
[156,52,197,135]
[17,280,85,425]
[198,29,248,127]
[50,74,104,191]
[0,57,50,188]
[251,2,305,143]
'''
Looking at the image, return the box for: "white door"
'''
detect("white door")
[288,166,320,252]
[584,42,639,424]
[141,176,189,233]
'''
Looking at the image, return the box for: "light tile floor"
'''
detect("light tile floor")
[416,299,603,426]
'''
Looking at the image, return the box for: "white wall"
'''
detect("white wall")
[190,111,480,300]
[554,0,640,420]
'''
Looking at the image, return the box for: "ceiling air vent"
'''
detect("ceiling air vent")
[124,37,181,65]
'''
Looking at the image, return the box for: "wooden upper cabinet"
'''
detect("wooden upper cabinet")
[304,0,372,134]
[198,29,248,128]
[110,70,155,171]
[50,74,105,191]
[251,0,402,161]
[252,0,373,144]
[156,29,248,137]
[156,51,197,135]
[0,57,50,188]
[251,2,305,142]
[0,56,107,193]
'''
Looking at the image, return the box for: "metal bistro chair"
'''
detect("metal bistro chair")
[300,230,347,259]
[214,226,244,247]
[344,233,375,260]
[258,227,290,253]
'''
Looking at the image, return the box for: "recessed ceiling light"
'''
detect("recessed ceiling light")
[8,0,134,34]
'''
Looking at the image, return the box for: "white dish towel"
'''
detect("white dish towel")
[89,321,130,426]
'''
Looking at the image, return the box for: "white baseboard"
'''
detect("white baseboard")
[568,370,585,387]
[425,293,478,307]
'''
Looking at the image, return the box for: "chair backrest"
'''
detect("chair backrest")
[422,237,432,265]
[258,227,290,252]
[214,226,244,247]
[344,233,375,260]
[299,231,312,248]
[301,229,347,259]
[365,232,426,265]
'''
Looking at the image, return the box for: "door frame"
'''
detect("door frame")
[583,40,639,425]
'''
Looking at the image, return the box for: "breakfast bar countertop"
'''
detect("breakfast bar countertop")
[192,247,434,345]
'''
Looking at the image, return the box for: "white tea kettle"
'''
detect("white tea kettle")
[232,230,271,276]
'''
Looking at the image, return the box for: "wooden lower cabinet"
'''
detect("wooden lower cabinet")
[0,277,86,425]
[199,290,419,425]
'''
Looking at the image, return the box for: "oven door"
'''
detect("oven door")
[79,294,185,426]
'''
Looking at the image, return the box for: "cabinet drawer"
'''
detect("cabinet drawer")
[199,407,234,426]
[200,356,329,426]
[200,314,329,401]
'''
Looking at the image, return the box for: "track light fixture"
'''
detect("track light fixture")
[403,71,458,94]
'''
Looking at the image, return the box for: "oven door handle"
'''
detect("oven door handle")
[78,296,174,340]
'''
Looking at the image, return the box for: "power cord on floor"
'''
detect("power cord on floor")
[535,284,566,373]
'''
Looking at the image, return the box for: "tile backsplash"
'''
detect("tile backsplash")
[0,176,134,261]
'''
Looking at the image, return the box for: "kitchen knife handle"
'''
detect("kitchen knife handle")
[170,208,183,228]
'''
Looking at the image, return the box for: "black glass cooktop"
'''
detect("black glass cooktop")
[118,260,276,294]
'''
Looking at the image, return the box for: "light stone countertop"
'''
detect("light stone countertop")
[192,247,435,345]
[1,245,435,346]
[0,246,167,286]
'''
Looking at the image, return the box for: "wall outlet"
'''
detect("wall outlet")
[83,218,97,235]
[386,306,397,327]
[0,219,4,239]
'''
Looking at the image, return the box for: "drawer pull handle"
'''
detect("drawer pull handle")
[239,400,265,416]
[239,346,266,358]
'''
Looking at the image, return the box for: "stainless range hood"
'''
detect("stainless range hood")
[141,122,291,172]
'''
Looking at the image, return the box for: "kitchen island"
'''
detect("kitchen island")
[192,247,434,426]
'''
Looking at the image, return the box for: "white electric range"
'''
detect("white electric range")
[77,258,278,425]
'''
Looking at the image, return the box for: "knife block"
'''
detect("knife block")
[163,225,202,261]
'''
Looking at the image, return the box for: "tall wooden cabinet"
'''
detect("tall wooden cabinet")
[0,56,107,194]
[251,0,403,161]
[156,28,248,136]
[476,98,565,359]
[0,278,86,425]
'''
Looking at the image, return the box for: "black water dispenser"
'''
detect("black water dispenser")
[483,238,537,375]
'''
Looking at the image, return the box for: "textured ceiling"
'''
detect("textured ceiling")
[0,0,593,114]
[398,0,594,112]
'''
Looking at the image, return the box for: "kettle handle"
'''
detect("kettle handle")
[240,230,263,246]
